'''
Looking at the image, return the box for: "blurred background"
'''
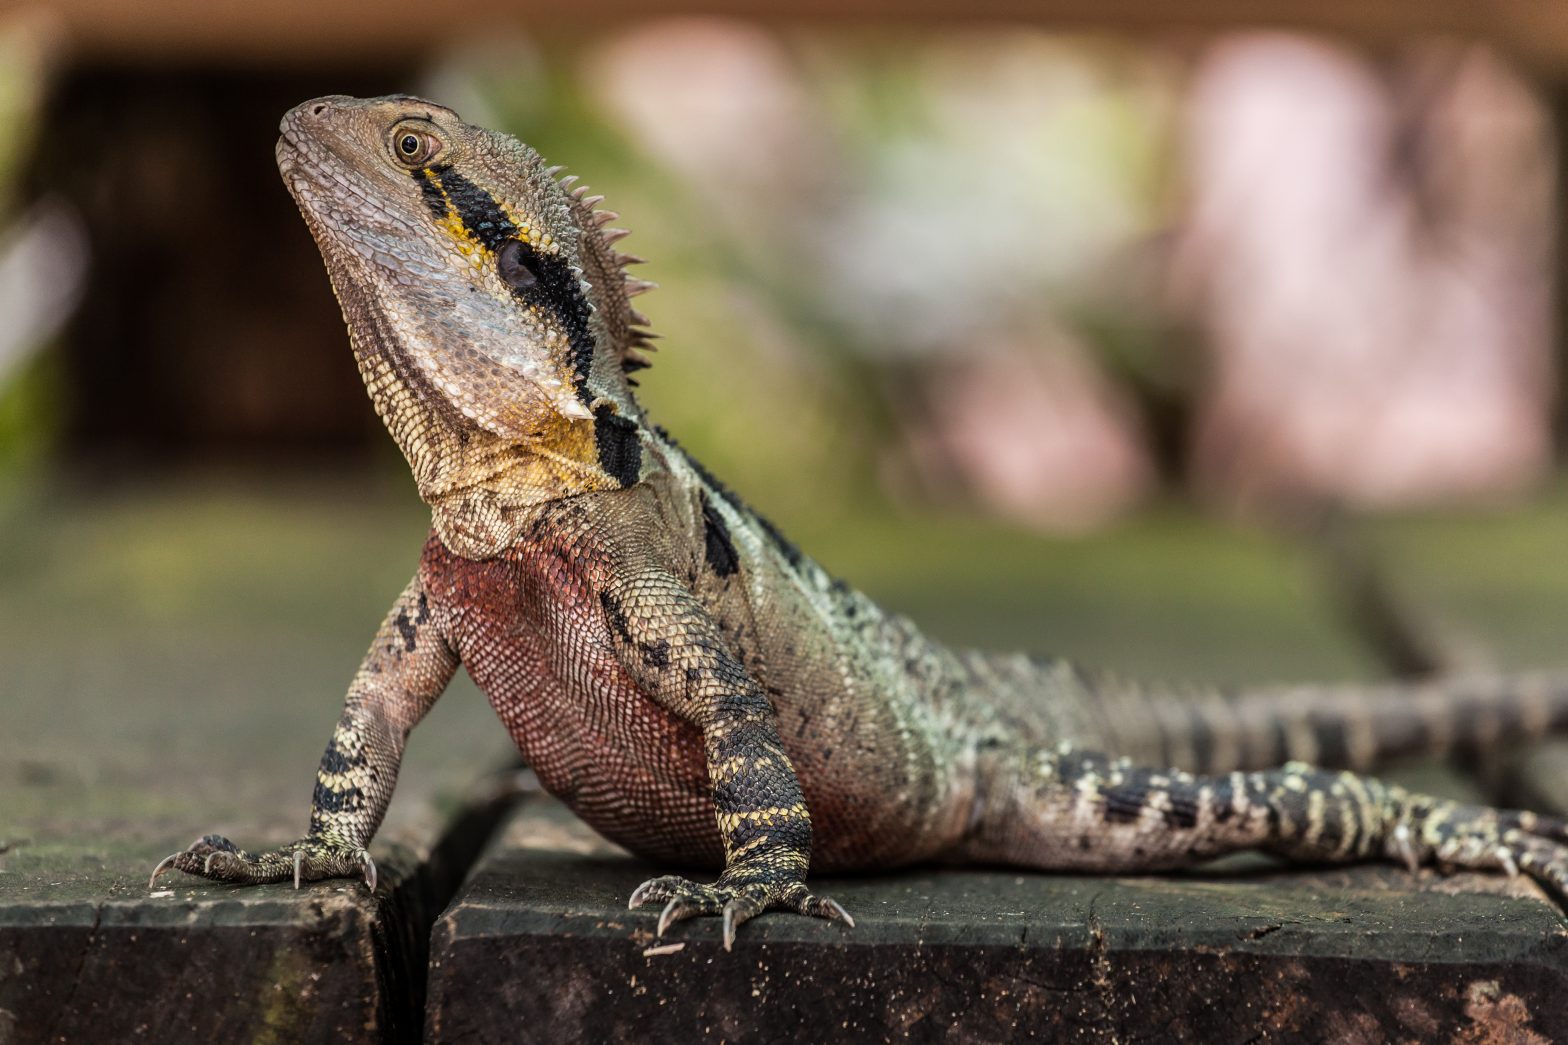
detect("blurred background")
[7,1,1568,811]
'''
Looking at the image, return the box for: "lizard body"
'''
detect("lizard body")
[157,95,1568,947]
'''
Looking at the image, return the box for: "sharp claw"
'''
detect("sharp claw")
[1496,846,1519,878]
[362,853,377,893]
[628,881,652,910]
[1389,823,1419,874]
[823,897,855,928]
[293,850,304,889]
[148,852,180,889]
[657,897,682,937]
[722,902,737,952]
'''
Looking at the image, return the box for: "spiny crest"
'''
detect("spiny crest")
[548,164,661,381]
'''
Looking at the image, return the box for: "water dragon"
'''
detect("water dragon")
[153,95,1568,950]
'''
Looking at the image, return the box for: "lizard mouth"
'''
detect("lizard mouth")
[274,126,317,191]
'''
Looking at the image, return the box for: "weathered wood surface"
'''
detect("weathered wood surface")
[0,486,517,1044]
[7,487,1568,1041]
[0,674,512,1045]
[426,791,1568,1044]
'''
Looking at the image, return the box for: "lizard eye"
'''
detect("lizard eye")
[497,239,540,289]
[389,123,441,167]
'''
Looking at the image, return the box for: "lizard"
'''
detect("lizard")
[152,94,1568,950]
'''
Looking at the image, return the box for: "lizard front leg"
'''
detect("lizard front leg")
[150,575,457,890]
[601,569,853,950]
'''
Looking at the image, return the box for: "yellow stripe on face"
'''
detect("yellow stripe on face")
[421,166,558,262]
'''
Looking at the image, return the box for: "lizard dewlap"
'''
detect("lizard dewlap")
[156,95,1568,951]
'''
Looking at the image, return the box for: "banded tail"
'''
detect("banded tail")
[1096,670,1568,776]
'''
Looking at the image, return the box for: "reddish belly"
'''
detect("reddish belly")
[422,535,727,867]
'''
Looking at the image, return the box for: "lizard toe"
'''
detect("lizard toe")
[657,896,721,937]
[721,895,764,951]
[630,874,855,948]
[628,874,715,911]
[781,885,855,927]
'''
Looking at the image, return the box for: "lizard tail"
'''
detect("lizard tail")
[1094,670,1568,775]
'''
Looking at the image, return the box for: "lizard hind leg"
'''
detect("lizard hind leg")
[957,744,1568,898]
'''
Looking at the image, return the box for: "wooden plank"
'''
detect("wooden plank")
[0,485,519,1044]
[27,0,1568,72]
[426,795,1568,1043]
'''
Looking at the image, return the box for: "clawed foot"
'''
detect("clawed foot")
[148,834,376,891]
[628,874,853,950]
[1386,802,1568,898]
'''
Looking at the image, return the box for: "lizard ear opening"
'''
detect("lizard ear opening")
[497,240,541,289]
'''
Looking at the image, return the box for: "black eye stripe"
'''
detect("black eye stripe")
[426,166,598,407]
[435,165,516,251]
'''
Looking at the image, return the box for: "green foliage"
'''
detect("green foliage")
[0,347,62,478]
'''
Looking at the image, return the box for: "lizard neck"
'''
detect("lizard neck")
[339,275,649,559]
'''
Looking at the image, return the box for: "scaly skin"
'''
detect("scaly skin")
[155,95,1568,949]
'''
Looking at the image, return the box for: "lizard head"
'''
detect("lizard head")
[276,95,655,543]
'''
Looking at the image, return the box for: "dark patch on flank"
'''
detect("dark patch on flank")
[685,666,702,683]
[416,592,431,624]
[640,639,670,669]
[700,492,740,578]
[654,425,808,574]
[598,590,633,644]
[654,426,743,512]
[594,405,642,486]
[394,610,417,652]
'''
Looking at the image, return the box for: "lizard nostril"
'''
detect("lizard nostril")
[311,102,328,117]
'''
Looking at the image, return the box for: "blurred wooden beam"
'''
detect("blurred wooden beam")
[22,0,1568,72]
